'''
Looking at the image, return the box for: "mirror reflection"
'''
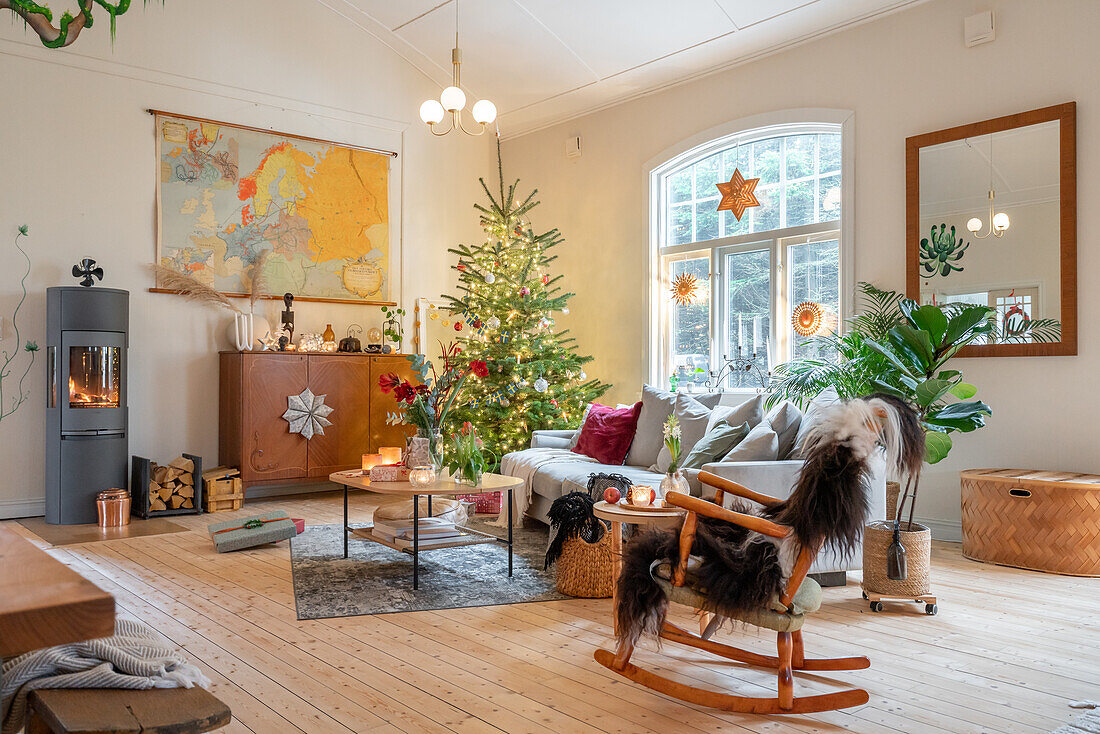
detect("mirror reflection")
[917,120,1062,344]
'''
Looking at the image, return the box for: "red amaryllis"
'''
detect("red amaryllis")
[462,421,473,435]
[394,382,417,404]
[468,360,489,378]
[378,372,401,393]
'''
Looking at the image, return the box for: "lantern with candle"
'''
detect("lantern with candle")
[361,453,382,473]
[378,446,403,466]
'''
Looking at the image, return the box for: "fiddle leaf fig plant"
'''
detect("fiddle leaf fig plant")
[865,300,994,464]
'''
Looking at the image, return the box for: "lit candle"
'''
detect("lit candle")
[379,446,403,465]
[753,316,761,353]
[738,314,744,350]
[361,454,382,472]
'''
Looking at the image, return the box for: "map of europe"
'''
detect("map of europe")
[155,114,391,302]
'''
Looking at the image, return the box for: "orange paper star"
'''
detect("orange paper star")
[715,168,760,221]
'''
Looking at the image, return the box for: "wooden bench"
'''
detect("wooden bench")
[26,687,231,734]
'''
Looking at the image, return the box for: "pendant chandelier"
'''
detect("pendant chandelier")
[418,0,496,136]
[966,135,1010,238]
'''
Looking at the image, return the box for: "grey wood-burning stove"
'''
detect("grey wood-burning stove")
[45,287,129,524]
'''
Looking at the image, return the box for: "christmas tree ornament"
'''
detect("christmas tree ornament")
[442,320,450,327]
[429,310,439,320]
[484,272,496,284]
[534,377,549,393]
[473,319,482,328]
[671,272,700,305]
[500,398,510,407]
[541,274,550,285]
[457,263,466,271]
[579,370,587,381]
[550,399,558,407]
[519,286,530,297]
[715,168,761,221]
[561,307,570,315]
[486,316,501,330]
[454,321,463,331]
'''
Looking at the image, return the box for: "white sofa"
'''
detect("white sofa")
[502,392,886,578]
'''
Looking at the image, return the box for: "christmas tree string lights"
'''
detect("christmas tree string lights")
[440,141,608,459]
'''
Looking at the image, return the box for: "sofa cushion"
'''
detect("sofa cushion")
[706,394,764,433]
[692,392,724,410]
[652,393,712,473]
[567,403,596,450]
[537,463,667,500]
[624,385,676,468]
[572,402,641,465]
[765,401,803,459]
[681,421,750,470]
[721,422,780,462]
[790,386,840,458]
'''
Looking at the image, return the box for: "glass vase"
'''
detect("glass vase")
[455,465,482,486]
[424,429,444,478]
[659,469,690,502]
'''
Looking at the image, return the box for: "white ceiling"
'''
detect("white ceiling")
[324,0,928,138]
[920,121,1061,217]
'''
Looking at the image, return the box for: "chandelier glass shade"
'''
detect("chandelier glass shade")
[419,1,496,137]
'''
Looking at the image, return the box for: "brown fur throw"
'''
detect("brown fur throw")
[615,395,924,651]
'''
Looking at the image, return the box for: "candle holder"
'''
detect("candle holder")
[705,345,771,392]
[378,446,403,465]
[361,453,382,473]
[409,465,436,488]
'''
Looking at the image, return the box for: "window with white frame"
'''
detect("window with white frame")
[655,124,844,390]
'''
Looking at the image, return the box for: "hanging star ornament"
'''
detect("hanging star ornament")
[715,168,761,221]
[282,388,334,440]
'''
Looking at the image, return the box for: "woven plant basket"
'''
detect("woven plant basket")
[555,525,614,598]
[862,520,931,596]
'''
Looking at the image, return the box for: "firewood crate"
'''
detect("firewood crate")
[132,454,203,519]
[202,467,244,513]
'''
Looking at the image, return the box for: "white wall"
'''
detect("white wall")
[502,0,1099,538]
[0,0,496,517]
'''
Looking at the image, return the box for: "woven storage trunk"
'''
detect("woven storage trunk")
[555,527,614,598]
[961,469,1100,576]
[862,520,931,596]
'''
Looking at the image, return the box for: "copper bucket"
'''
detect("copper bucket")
[96,488,132,528]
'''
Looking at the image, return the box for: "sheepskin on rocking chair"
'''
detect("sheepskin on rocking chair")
[595,394,924,715]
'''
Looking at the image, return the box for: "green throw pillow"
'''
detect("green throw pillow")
[680,421,751,470]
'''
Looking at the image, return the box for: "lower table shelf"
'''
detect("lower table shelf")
[349,525,501,553]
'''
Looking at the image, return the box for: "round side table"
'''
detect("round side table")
[594,500,684,634]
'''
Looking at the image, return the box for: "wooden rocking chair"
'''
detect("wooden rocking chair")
[594,470,870,715]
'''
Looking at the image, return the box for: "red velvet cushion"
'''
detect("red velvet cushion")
[572,402,642,465]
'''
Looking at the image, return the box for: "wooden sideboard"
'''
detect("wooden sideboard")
[219,352,418,489]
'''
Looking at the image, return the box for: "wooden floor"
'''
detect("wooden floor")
[5,490,1096,734]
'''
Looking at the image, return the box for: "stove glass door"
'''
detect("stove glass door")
[69,346,121,409]
[59,330,126,434]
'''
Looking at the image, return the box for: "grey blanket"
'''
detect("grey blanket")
[1,618,209,734]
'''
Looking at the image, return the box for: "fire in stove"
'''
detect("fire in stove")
[68,345,121,409]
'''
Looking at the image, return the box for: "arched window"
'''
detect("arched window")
[651,120,848,391]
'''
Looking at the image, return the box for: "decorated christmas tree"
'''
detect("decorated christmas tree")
[440,154,608,458]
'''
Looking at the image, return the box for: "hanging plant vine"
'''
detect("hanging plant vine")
[1,0,160,48]
[1,225,38,424]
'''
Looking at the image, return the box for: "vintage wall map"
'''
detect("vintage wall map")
[155,113,393,303]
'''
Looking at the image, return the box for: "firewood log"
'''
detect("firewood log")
[169,495,186,509]
[158,485,173,501]
[165,467,184,482]
[180,472,194,485]
[179,485,194,499]
[182,498,193,509]
[150,497,167,511]
[169,456,195,473]
[152,465,169,484]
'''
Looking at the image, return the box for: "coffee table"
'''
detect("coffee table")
[594,500,684,634]
[329,470,523,590]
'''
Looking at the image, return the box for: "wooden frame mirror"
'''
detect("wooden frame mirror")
[906,102,1076,357]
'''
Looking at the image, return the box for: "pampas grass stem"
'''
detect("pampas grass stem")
[149,264,241,313]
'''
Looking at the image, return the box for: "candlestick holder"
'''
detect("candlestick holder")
[705,346,771,392]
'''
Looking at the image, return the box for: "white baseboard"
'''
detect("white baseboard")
[917,517,962,543]
[0,498,45,520]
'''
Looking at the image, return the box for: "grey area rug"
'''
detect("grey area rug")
[290,517,568,619]
[1052,703,1100,734]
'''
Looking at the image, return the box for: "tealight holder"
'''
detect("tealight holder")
[409,465,436,488]
[361,453,382,473]
[379,446,403,465]
[629,485,655,507]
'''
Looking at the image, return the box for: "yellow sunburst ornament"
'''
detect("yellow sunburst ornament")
[670,273,699,305]
[792,301,825,336]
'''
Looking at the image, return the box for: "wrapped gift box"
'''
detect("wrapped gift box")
[456,491,503,514]
[208,509,298,553]
[370,463,410,482]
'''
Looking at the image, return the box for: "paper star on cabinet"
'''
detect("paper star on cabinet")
[715,168,761,221]
[282,387,334,440]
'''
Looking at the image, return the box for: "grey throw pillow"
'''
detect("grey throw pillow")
[624,384,676,467]
[720,422,780,462]
[652,393,713,473]
[692,392,724,410]
[681,421,750,470]
[791,386,841,458]
[706,394,764,433]
[765,401,803,459]
[567,403,595,450]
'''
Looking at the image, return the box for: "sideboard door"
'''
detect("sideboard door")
[306,356,372,477]
[241,354,308,483]
[368,355,419,452]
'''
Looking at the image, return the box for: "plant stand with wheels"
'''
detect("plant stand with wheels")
[862,589,938,615]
